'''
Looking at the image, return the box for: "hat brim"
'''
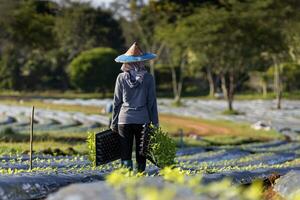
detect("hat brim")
[115,53,157,63]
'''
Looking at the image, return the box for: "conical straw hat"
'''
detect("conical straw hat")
[115,42,157,63]
[124,42,144,56]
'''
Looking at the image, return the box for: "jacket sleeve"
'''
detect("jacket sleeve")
[110,74,123,130]
[147,75,159,126]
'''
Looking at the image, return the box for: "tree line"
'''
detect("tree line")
[0,0,124,92]
[0,0,300,110]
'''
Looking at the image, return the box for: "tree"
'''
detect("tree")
[0,0,57,90]
[21,49,69,90]
[179,0,287,111]
[155,23,190,104]
[54,1,125,62]
[110,0,165,78]
[267,62,300,92]
[113,0,206,80]
[68,47,119,93]
[259,0,300,109]
[0,0,126,91]
[144,0,210,103]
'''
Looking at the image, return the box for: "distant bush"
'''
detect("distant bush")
[68,47,120,93]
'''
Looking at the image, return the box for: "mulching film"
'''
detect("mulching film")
[0,140,299,199]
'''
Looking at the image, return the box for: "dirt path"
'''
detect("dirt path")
[160,114,231,136]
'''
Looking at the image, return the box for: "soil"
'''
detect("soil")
[160,114,231,136]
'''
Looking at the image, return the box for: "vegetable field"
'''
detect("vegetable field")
[0,98,299,199]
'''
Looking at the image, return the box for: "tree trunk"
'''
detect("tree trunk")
[170,54,185,105]
[227,97,233,111]
[221,72,235,111]
[171,67,181,105]
[277,89,282,109]
[220,74,228,101]
[273,56,282,109]
[171,67,178,99]
[177,58,185,103]
[149,59,155,78]
[148,43,165,80]
[262,81,267,98]
[227,72,235,111]
[206,66,215,98]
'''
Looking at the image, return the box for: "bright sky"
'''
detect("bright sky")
[53,0,115,8]
[77,0,114,7]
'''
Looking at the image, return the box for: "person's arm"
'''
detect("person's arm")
[147,75,159,126]
[110,74,123,131]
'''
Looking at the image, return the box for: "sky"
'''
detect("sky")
[53,0,148,8]
[52,0,115,8]
[75,0,114,7]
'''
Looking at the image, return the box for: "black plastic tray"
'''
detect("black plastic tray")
[95,129,121,165]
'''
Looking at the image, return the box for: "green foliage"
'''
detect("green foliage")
[68,47,119,92]
[22,50,69,90]
[0,0,57,90]
[147,125,176,168]
[87,131,96,167]
[107,168,176,200]
[0,0,125,91]
[0,44,23,90]
[267,62,300,91]
[4,0,56,49]
[54,3,124,57]
[0,0,299,96]
[107,167,264,200]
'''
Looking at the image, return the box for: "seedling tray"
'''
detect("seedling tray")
[95,129,121,165]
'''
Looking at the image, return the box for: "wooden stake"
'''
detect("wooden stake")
[29,106,34,170]
[179,129,184,149]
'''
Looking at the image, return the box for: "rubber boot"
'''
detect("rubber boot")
[121,160,133,171]
[137,163,146,173]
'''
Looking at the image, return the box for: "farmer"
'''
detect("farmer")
[110,42,159,172]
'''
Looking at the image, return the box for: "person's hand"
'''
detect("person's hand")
[111,126,118,133]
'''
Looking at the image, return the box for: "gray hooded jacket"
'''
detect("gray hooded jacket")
[110,72,159,130]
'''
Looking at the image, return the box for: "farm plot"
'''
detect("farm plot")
[44,98,300,135]
[0,98,298,199]
[0,104,109,133]
[0,140,299,199]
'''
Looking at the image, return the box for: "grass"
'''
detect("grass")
[0,128,104,155]
[0,141,88,155]
[0,129,85,143]
[0,90,113,99]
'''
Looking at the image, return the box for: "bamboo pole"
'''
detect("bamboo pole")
[29,106,34,170]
